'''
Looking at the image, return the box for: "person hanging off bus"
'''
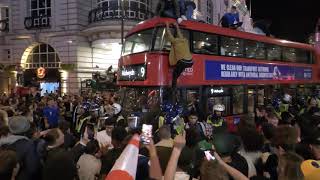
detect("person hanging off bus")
[220,6,243,29]
[165,22,193,91]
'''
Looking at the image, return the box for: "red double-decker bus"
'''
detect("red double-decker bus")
[117,17,319,127]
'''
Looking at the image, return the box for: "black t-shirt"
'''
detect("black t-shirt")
[100,148,123,174]
[227,152,249,179]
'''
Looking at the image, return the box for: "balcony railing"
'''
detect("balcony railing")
[0,18,9,32]
[88,6,154,24]
[24,15,51,30]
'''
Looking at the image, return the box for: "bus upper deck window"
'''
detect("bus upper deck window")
[245,40,266,60]
[192,32,218,55]
[267,45,281,61]
[153,27,190,51]
[283,47,297,62]
[220,37,244,57]
[122,29,153,56]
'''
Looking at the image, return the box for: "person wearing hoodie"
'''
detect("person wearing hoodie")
[0,116,41,180]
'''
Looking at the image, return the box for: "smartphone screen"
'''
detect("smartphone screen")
[204,151,216,161]
[173,116,185,135]
[128,117,139,130]
[141,124,152,144]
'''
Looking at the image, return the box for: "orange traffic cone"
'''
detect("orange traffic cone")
[105,134,140,180]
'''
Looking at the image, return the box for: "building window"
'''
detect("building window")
[30,0,51,17]
[26,44,60,69]
[96,0,149,19]
[2,49,10,61]
[0,7,9,32]
[206,0,213,24]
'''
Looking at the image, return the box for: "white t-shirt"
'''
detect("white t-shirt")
[96,130,113,148]
[174,172,198,180]
[77,154,101,180]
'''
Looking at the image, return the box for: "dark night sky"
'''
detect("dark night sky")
[251,0,320,43]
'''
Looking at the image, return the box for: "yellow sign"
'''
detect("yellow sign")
[37,67,46,79]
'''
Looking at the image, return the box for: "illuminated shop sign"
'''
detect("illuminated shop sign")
[211,88,224,94]
[37,67,46,79]
[118,64,146,81]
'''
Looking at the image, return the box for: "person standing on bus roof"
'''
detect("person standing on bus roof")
[220,6,243,29]
[166,22,193,92]
[179,0,196,20]
[207,104,228,135]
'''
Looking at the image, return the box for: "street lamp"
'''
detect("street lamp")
[121,0,125,45]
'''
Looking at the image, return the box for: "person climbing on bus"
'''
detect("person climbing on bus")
[165,22,193,92]
[207,104,228,134]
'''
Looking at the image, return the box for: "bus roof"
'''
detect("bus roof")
[127,17,314,51]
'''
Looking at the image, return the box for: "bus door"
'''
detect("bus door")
[247,85,266,118]
[205,86,245,132]
[182,87,205,119]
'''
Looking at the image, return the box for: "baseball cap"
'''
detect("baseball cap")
[301,160,320,180]
[213,133,239,157]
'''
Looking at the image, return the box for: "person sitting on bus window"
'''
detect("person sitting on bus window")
[166,22,193,90]
[220,6,243,29]
[207,104,228,134]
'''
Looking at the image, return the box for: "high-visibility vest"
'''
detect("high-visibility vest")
[75,116,91,133]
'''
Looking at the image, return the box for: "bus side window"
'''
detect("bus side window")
[192,31,218,55]
[266,44,281,61]
[245,40,266,60]
[282,47,297,62]
[220,37,244,57]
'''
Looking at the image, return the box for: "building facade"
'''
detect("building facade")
[0,0,245,94]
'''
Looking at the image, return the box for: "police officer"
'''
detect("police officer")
[207,104,227,134]
[280,93,292,113]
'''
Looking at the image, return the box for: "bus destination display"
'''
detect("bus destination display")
[118,64,146,81]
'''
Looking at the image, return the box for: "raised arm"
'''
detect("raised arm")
[174,23,183,38]
[164,132,186,180]
[146,138,163,180]
[166,22,175,42]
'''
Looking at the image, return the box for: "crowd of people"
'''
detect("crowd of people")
[0,88,319,180]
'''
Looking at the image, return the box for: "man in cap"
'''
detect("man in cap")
[207,104,228,134]
[213,133,249,178]
[0,116,40,180]
[305,131,320,160]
